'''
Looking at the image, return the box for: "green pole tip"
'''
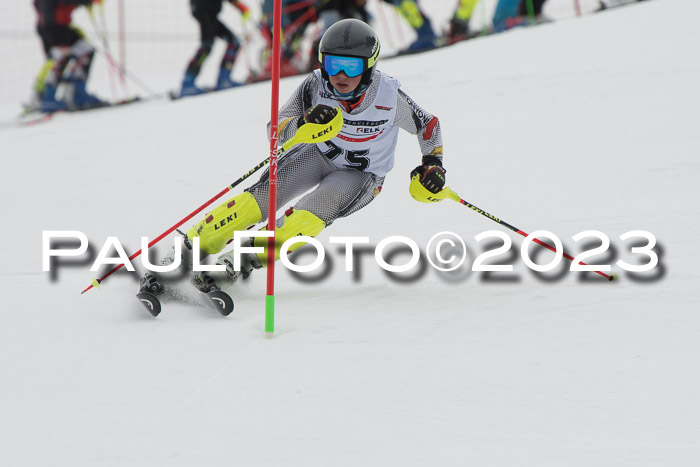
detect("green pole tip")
[265,295,275,334]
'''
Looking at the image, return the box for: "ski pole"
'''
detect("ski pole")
[80,158,270,294]
[444,189,615,281]
[80,112,342,294]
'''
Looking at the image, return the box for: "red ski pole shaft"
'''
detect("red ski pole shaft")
[446,190,614,281]
[80,157,270,294]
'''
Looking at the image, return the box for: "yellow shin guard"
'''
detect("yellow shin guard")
[187,192,262,255]
[398,1,425,29]
[454,0,479,21]
[252,209,326,267]
[34,60,54,93]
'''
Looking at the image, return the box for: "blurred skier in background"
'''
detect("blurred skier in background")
[258,0,437,72]
[257,0,369,78]
[493,0,549,31]
[518,0,548,20]
[446,0,479,44]
[259,0,326,78]
[32,0,105,112]
[180,0,250,96]
[382,0,437,52]
[141,19,448,296]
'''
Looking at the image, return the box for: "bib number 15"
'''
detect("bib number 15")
[322,142,370,171]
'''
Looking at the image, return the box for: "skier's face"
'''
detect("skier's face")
[329,71,363,95]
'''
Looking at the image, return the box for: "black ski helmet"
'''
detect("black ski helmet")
[318,19,381,100]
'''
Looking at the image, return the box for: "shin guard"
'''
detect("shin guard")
[253,209,326,267]
[187,192,262,255]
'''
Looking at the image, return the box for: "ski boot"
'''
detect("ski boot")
[180,72,205,97]
[216,244,262,283]
[72,79,105,109]
[407,19,437,52]
[216,68,242,90]
[193,272,221,293]
[447,18,470,44]
[37,84,67,113]
[139,273,164,295]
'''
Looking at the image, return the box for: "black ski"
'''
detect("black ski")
[136,273,164,317]
[136,291,162,317]
[135,272,234,317]
[169,89,211,100]
[16,97,143,127]
[168,85,242,101]
[202,290,235,316]
[193,273,235,316]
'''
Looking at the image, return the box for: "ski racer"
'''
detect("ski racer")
[180,0,250,96]
[141,18,447,294]
[32,0,105,112]
[382,0,437,52]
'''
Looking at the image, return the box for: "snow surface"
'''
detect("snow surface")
[1,0,699,465]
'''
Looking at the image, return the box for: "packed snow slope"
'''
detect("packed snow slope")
[1,1,699,466]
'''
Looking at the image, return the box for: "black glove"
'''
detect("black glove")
[302,104,337,125]
[411,156,446,194]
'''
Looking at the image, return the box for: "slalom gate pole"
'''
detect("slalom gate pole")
[98,3,127,90]
[574,0,582,16]
[87,8,117,99]
[85,6,157,98]
[118,0,126,80]
[97,53,156,96]
[80,158,271,294]
[265,0,283,338]
[374,0,395,49]
[391,4,406,45]
[445,189,615,281]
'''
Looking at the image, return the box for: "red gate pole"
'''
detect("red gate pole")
[265,0,283,339]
